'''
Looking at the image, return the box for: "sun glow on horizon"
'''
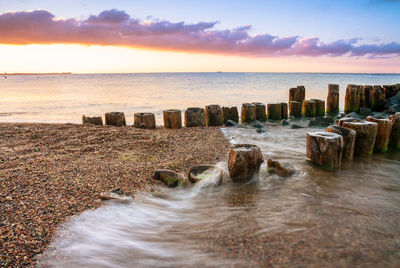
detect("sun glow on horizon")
[0,44,399,74]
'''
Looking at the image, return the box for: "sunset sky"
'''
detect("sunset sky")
[0,0,399,73]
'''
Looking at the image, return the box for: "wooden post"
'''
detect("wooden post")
[222,106,239,124]
[241,103,256,123]
[82,115,103,125]
[289,101,302,117]
[185,107,205,127]
[389,112,400,149]
[134,113,156,129]
[267,103,282,120]
[337,117,359,126]
[326,84,339,114]
[289,86,306,109]
[163,109,182,129]
[371,85,386,112]
[205,105,224,126]
[105,112,126,127]
[281,102,288,119]
[310,99,325,116]
[326,125,356,161]
[228,144,264,182]
[306,132,343,171]
[252,102,267,122]
[383,85,397,99]
[366,116,392,153]
[342,121,378,156]
[302,100,316,117]
[361,85,372,108]
[344,84,362,113]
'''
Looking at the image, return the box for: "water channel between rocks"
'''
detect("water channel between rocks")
[38,121,400,267]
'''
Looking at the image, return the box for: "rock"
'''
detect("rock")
[134,112,156,129]
[326,125,356,161]
[188,165,223,185]
[344,84,362,113]
[359,107,372,116]
[267,159,294,177]
[250,121,264,129]
[185,107,205,127]
[153,169,188,187]
[361,85,373,108]
[289,86,306,105]
[342,121,378,156]
[281,119,289,126]
[308,117,335,127]
[289,101,302,117]
[338,117,359,126]
[345,112,360,119]
[310,99,325,117]
[105,112,126,127]
[383,85,397,99]
[302,100,317,117]
[82,115,103,125]
[291,124,304,129]
[163,109,182,129]
[241,103,257,123]
[222,106,239,124]
[388,104,400,114]
[228,144,264,182]
[326,84,339,114]
[366,116,392,153]
[100,188,132,203]
[371,85,386,112]
[256,128,266,133]
[384,92,400,113]
[389,113,400,149]
[267,103,282,120]
[205,104,224,126]
[306,132,343,171]
[225,119,238,127]
[252,102,267,122]
[281,102,288,119]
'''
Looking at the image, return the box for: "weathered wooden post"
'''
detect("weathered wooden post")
[389,112,400,149]
[184,108,205,127]
[105,112,126,127]
[134,113,156,129]
[82,115,103,125]
[371,85,386,112]
[361,85,372,108]
[344,84,362,113]
[252,102,267,122]
[289,86,306,109]
[326,125,356,161]
[222,106,239,124]
[310,99,325,116]
[306,132,343,171]
[163,109,182,129]
[337,117,359,126]
[241,103,256,123]
[326,84,339,114]
[342,121,378,156]
[281,102,288,119]
[302,100,316,117]
[366,116,392,153]
[228,144,264,182]
[289,101,302,117]
[267,103,282,120]
[205,105,224,126]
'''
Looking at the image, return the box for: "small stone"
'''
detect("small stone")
[225,120,238,127]
[256,128,266,133]
[291,124,304,129]
[308,117,335,127]
[267,159,294,177]
[345,112,360,119]
[281,119,289,126]
[153,169,188,187]
[359,107,372,115]
[250,121,264,129]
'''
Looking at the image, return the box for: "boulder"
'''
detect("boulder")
[188,165,223,185]
[222,106,239,124]
[205,105,224,126]
[267,159,294,177]
[228,144,264,182]
[308,117,335,127]
[82,115,103,125]
[134,113,156,129]
[306,132,343,171]
[153,169,188,187]
[185,107,205,127]
[383,85,397,99]
[105,112,126,127]
[326,125,356,161]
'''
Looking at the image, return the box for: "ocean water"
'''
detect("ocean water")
[1,72,399,124]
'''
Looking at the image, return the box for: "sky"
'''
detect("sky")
[0,0,399,73]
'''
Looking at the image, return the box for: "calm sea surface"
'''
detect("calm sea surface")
[1,73,399,124]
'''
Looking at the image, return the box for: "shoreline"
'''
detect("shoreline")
[0,123,231,267]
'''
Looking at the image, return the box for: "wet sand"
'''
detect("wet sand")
[0,123,231,267]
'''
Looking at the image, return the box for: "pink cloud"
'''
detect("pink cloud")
[0,9,399,58]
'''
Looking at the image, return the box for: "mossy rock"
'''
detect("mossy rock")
[188,165,223,185]
[153,169,188,188]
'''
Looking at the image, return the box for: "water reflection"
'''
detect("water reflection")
[39,123,400,267]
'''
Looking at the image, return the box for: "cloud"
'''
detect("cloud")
[0,9,399,58]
